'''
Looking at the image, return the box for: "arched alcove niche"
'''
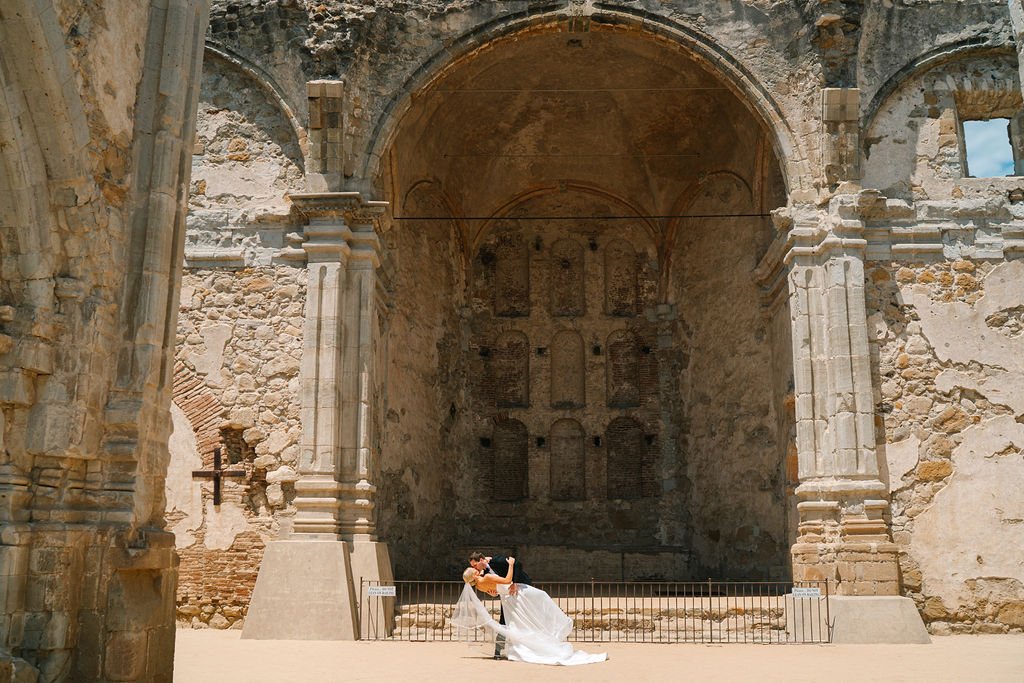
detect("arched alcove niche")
[377,25,789,580]
[190,53,305,214]
[549,419,586,501]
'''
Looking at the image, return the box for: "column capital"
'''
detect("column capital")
[289,191,387,225]
[289,192,387,265]
[778,196,871,268]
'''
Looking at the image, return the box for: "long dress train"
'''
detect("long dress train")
[453,583,607,665]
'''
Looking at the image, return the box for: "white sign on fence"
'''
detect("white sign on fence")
[792,587,822,598]
[368,585,397,598]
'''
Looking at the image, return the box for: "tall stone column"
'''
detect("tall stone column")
[781,196,929,643]
[290,197,351,537]
[243,192,392,640]
[785,197,898,596]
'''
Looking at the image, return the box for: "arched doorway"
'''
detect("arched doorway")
[375,25,792,581]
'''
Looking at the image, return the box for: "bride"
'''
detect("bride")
[453,557,607,665]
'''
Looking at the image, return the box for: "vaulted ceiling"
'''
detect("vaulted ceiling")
[386,26,786,238]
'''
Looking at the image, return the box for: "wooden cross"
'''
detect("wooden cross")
[191,446,246,505]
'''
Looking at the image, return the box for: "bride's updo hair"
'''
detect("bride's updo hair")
[462,567,478,586]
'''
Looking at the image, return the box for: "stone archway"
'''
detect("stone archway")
[0,2,210,679]
[375,24,792,581]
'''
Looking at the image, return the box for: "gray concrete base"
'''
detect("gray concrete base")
[350,540,393,589]
[787,594,931,644]
[242,540,359,640]
[350,541,395,639]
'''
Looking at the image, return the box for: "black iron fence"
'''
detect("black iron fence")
[360,579,832,644]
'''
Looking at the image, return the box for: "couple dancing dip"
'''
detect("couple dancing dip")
[453,552,607,666]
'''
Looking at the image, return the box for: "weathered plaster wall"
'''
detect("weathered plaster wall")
[190,56,304,215]
[671,176,790,580]
[868,259,1024,633]
[376,184,468,579]
[167,265,305,627]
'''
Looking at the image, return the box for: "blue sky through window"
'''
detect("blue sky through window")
[963,119,1014,177]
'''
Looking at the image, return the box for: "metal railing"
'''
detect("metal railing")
[360,579,832,643]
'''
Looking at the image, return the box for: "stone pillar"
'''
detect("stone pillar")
[821,88,861,189]
[782,196,929,643]
[243,192,392,641]
[305,81,346,192]
[784,197,901,596]
[291,196,352,538]
[338,215,384,541]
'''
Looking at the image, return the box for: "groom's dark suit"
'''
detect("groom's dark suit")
[482,554,532,657]
[483,555,533,603]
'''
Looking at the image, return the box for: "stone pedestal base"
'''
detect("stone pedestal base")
[792,540,902,596]
[787,595,931,644]
[242,540,360,640]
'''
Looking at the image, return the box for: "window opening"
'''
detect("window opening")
[963,118,1014,177]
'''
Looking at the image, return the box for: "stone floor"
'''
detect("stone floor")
[174,631,1024,682]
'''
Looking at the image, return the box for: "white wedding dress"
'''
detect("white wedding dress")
[453,583,607,665]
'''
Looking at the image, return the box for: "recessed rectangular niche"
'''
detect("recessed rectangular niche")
[494,232,530,317]
[606,417,645,500]
[550,330,585,408]
[220,426,253,465]
[607,330,641,408]
[550,238,585,316]
[493,420,528,502]
[493,331,530,407]
[605,239,638,316]
[549,419,585,501]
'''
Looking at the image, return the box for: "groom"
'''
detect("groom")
[468,551,533,658]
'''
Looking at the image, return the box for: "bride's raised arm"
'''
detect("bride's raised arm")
[491,556,515,585]
[479,556,516,587]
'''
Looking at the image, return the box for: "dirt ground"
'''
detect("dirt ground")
[173,631,1023,682]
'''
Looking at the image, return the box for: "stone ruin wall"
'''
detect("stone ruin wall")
[863,53,1023,200]
[868,259,1024,634]
[860,45,1024,633]
[170,265,306,629]
[2,1,1023,678]
[375,185,470,580]
[165,53,306,629]
[375,182,793,582]
[164,0,1023,630]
